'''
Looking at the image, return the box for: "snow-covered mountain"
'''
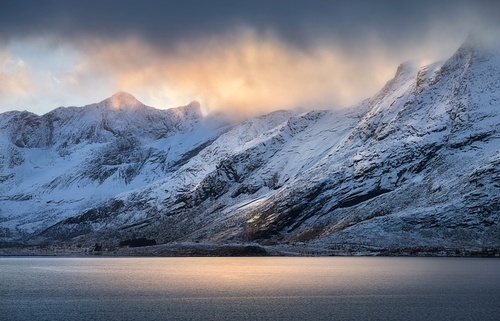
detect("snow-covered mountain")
[0,92,228,243]
[1,37,499,254]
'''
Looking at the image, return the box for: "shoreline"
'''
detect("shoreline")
[1,242,499,258]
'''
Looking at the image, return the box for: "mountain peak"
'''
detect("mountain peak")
[187,100,201,110]
[453,32,499,61]
[103,92,143,109]
[457,32,483,54]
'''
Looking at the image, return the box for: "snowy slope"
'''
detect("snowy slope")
[0,92,228,241]
[1,37,499,252]
[243,35,500,248]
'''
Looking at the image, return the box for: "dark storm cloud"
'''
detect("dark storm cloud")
[1,0,498,48]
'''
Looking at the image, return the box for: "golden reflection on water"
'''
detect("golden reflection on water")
[77,257,443,298]
[2,257,500,321]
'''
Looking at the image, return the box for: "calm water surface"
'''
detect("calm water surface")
[1,257,499,320]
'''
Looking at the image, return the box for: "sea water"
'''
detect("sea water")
[1,257,499,320]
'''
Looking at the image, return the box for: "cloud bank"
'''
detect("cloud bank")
[83,31,398,116]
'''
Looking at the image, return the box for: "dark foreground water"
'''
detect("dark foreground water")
[1,257,499,321]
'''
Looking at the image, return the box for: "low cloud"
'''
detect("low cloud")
[4,25,495,117]
[0,28,467,117]
[82,25,474,117]
[83,30,400,117]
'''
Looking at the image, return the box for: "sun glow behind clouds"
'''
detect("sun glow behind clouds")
[0,27,464,116]
[83,30,398,117]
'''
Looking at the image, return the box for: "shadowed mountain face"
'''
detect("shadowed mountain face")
[0,37,499,252]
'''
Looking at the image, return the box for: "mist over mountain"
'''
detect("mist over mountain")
[0,37,498,255]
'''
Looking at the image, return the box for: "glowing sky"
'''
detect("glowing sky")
[0,0,498,116]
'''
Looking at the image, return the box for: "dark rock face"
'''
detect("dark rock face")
[1,38,500,253]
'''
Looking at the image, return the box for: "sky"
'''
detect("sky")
[0,0,499,117]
